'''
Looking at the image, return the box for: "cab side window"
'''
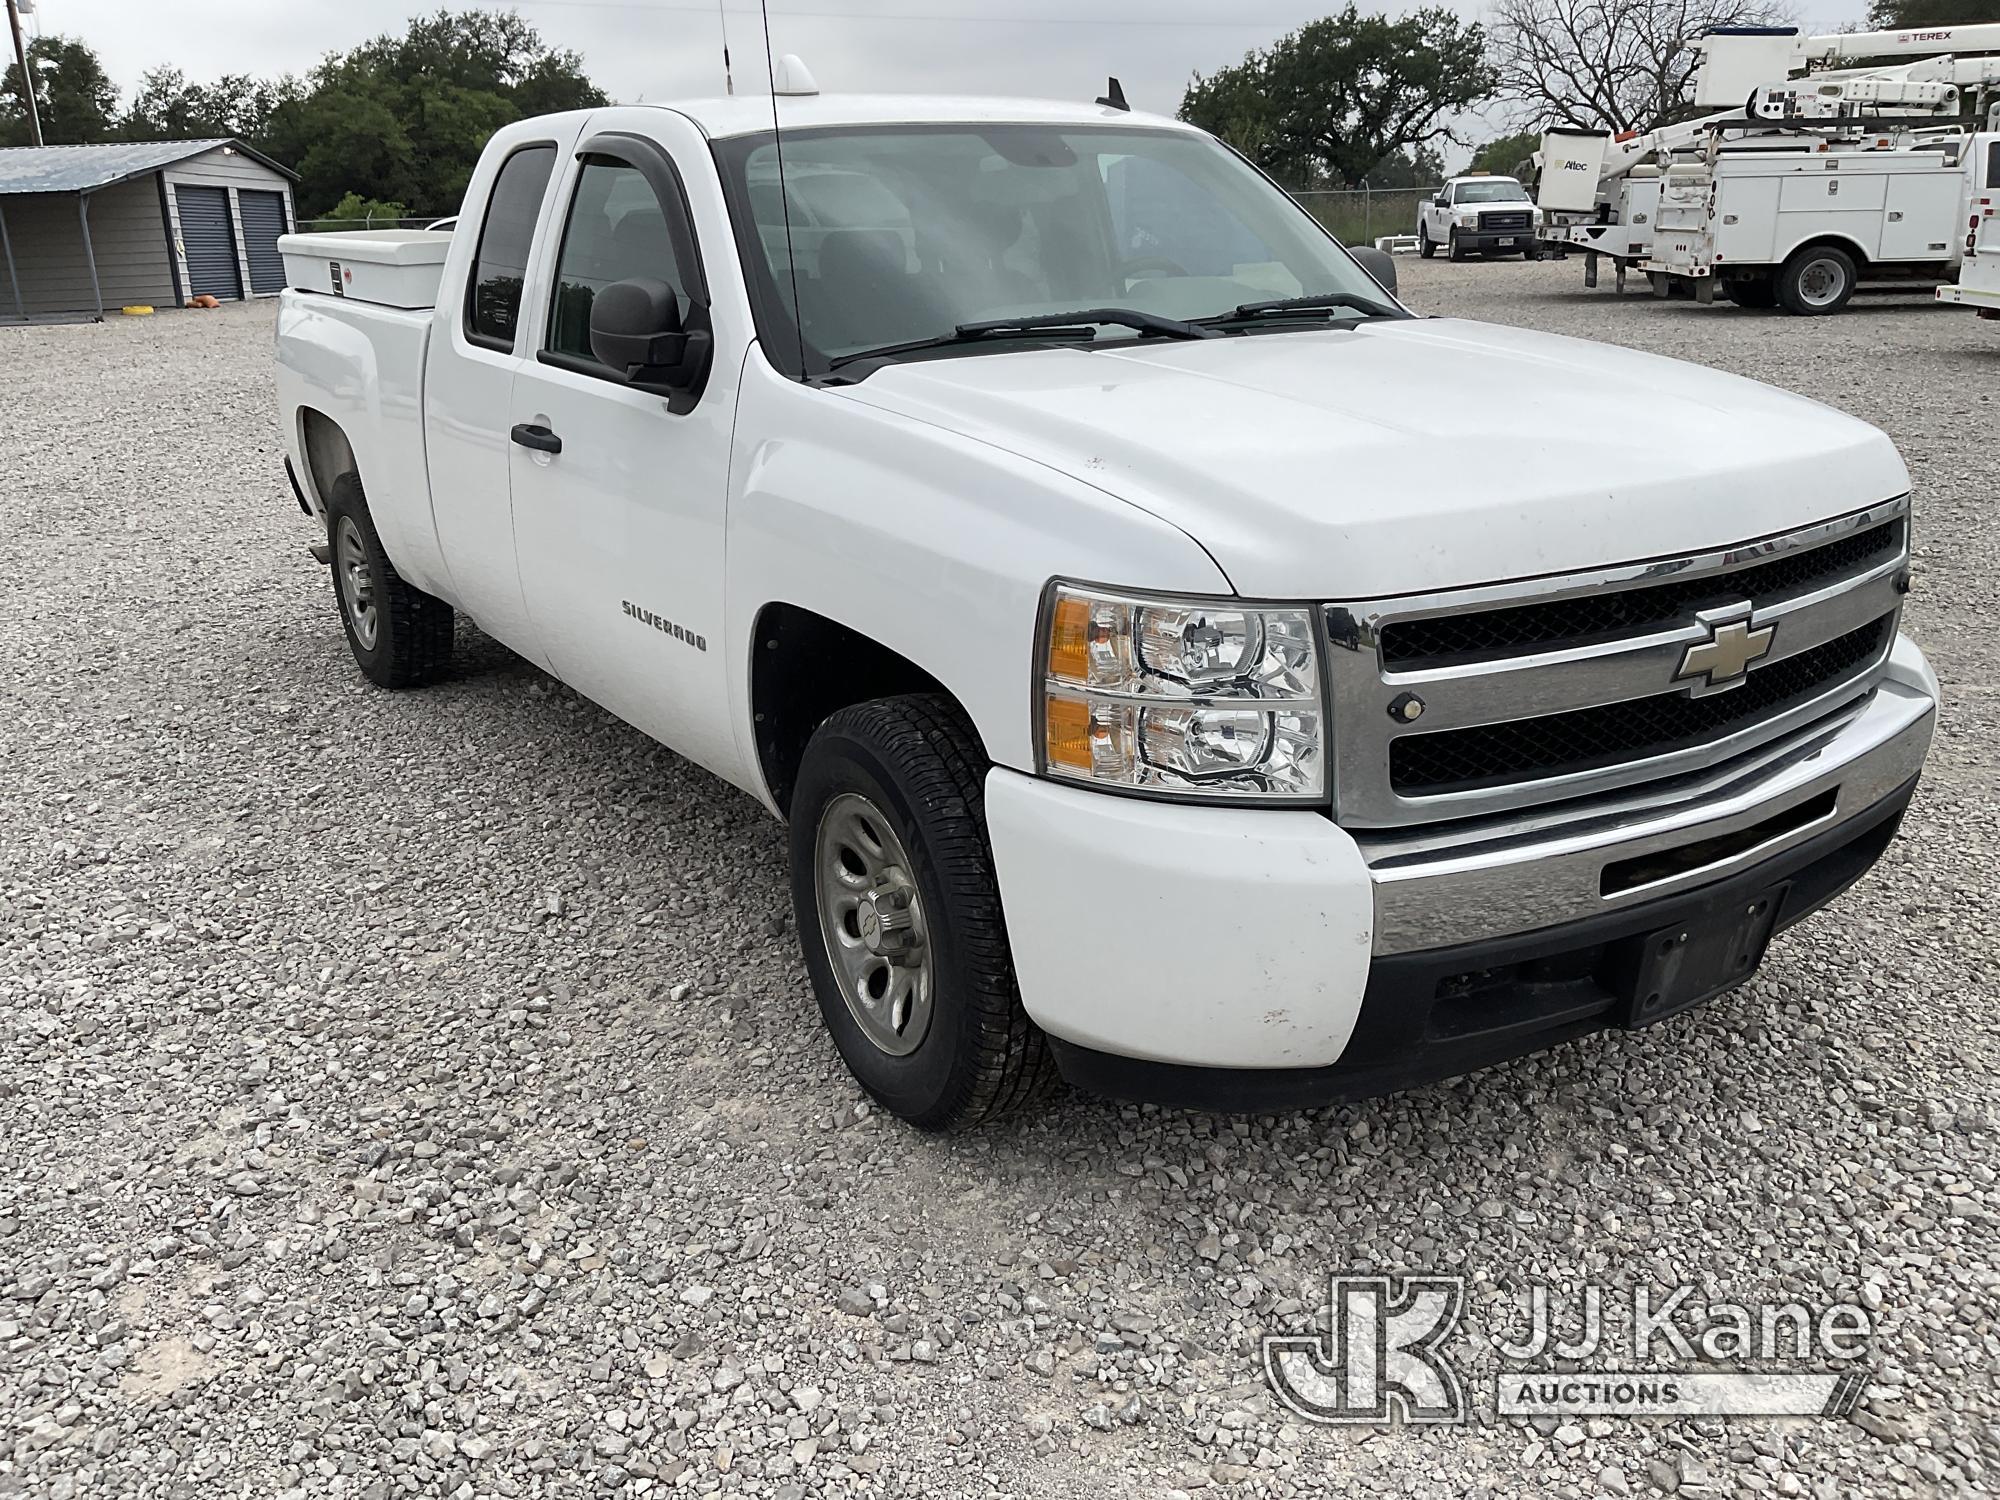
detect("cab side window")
[547,161,688,364]
[467,144,557,349]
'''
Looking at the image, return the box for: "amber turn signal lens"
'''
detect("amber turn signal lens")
[1044,693,1092,771]
[1047,594,1092,683]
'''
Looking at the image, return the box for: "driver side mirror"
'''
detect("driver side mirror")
[590,277,712,398]
[1349,244,1399,295]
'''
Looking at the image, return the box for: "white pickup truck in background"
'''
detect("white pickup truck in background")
[1416,174,1543,260]
[274,86,1937,1130]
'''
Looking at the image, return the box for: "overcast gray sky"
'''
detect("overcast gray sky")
[32,0,1871,158]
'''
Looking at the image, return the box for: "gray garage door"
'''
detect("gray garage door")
[177,186,241,300]
[238,189,288,293]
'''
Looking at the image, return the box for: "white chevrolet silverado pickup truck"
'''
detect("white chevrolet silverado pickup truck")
[273,89,1937,1131]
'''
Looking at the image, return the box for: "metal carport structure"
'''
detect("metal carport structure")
[0,139,296,321]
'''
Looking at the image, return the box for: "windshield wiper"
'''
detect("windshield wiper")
[956,308,1216,341]
[824,307,1214,373]
[1198,292,1403,327]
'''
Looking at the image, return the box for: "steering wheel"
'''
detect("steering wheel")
[1120,255,1190,282]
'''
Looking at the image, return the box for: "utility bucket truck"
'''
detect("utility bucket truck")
[1937,126,2000,318]
[1539,23,2000,311]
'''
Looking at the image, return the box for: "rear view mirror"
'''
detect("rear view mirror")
[1349,245,1399,295]
[590,277,712,395]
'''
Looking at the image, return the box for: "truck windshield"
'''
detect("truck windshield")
[715,123,1397,373]
[1454,180,1529,204]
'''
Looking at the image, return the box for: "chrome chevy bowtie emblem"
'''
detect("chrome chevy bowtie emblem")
[1676,610,1776,694]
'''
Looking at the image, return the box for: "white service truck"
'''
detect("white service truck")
[274,87,1937,1129]
[1646,129,1996,311]
[1416,175,1542,260]
[1541,23,2000,309]
[1937,132,2000,318]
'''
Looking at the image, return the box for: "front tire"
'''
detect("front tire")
[789,695,1054,1131]
[323,473,454,688]
[1447,229,1469,262]
[1776,245,1856,315]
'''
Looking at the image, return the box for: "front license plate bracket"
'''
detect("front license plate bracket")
[1616,882,1790,1028]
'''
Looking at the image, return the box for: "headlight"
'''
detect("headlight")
[1456,211,1480,227]
[1037,583,1324,800]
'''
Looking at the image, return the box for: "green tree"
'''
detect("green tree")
[311,191,414,227]
[123,67,295,142]
[1364,144,1448,189]
[1866,0,2000,24]
[1469,130,1540,178]
[1181,7,1497,187]
[1,35,119,146]
[183,9,610,216]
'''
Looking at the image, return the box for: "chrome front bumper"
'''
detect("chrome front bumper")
[1359,635,1936,955]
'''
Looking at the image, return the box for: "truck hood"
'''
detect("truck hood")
[831,318,1909,598]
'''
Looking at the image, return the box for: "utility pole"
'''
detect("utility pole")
[5,0,42,148]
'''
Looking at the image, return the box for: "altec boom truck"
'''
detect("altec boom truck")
[1936,107,2000,319]
[1537,23,2000,311]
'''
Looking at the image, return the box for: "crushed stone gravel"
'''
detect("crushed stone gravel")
[0,261,1994,1498]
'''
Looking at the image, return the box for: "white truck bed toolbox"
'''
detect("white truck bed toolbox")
[278,230,451,309]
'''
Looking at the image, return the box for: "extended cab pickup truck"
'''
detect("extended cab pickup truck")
[274,88,1937,1130]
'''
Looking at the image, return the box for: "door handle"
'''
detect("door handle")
[511,422,562,455]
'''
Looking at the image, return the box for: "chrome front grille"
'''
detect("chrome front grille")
[1323,500,1910,829]
[1379,519,1904,667]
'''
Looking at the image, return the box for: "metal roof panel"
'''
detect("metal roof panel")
[0,139,296,195]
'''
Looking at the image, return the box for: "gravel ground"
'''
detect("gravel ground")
[1,264,1995,1500]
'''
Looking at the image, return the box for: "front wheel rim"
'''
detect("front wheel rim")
[1797,259,1846,307]
[334,516,378,650]
[813,792,935,1057]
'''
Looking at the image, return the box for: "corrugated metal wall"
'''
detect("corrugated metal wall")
[0,177,177,317]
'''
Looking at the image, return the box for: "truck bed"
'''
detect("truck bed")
[275,290,451,597]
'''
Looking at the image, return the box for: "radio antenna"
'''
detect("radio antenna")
[717,0,733,94]
[760,0,809,377]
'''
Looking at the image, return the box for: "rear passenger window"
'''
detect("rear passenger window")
[467,144,556,348]
[1988,140,1999,192]
[546,161,687,363]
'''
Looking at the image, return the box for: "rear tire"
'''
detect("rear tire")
[1720,276,1777,309]
[789,694,1055,1131]
[1418,226,1436,259]
[1776,245,1856,316]
[323,473,454,688]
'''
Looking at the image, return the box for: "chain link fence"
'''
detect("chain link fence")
[293,214,452,233]
[1290,186,1444,246]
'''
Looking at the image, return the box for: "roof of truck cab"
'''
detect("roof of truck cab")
[656,94,1198,140]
